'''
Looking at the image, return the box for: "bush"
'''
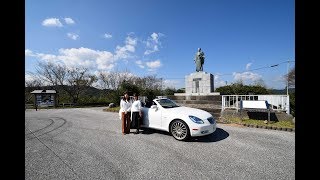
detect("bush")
[216,83,270,95]
[289,92,295,117]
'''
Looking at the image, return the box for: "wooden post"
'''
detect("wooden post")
[267,109,270,124]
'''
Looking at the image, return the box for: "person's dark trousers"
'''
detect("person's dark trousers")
[121,112,131,134]
[132,112,140,133]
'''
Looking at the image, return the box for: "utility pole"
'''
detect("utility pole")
[287,60,290,96]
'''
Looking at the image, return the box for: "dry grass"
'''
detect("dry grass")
[225,116,295,128]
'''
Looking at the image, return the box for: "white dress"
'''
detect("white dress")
[119,99,132,120]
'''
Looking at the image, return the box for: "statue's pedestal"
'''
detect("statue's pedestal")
[184,72,216,95]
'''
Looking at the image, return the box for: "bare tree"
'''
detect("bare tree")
[25,72,44,88]
[286,67,295,88]
[98,70,137,90]
[35,61,67,89]
[97,70,163,92]
[64,67,97,104]
[98,72,111,89]
[25,72,45,103]
[35,61,97,104]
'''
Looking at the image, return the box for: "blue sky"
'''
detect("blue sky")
[25,0,295,90]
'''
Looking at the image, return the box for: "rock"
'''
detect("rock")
[108,103,115,108]
[292,117,295,124]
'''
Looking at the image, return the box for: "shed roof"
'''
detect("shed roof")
[30,90,56,94]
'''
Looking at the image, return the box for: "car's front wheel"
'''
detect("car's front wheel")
[170,120,190,141]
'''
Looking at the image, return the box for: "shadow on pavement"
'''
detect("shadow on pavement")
[140,127,171,136]
[187,128,229,143]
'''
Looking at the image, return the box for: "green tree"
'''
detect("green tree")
[289,92,295,117]
[216,82,270,95]
[163,88,176,95]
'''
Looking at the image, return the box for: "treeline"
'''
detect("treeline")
[25,61,184,106]
[26,61,294,116]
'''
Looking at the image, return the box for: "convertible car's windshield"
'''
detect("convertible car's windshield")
[156,99,180,108]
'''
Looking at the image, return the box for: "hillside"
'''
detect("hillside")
[269,88,295,95]
[25,85,113,105]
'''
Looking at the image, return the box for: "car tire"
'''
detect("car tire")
[170,120,190,141]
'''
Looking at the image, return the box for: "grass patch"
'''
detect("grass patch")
[103,106,120,112]
[226,117,295,129]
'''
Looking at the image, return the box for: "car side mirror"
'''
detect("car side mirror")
[151,105,158,110]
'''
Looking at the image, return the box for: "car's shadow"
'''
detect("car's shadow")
[187,128,229,142]
[140,127,170,135]
[139,127,229,143]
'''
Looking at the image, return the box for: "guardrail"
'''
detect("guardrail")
[222,95,290,114]
[60,103,74,107]
[25,103,34,109]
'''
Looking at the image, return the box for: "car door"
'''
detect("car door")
[148,100,162,129]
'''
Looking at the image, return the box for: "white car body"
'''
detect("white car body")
[141,98,216,140]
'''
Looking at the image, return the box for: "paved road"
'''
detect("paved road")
[25,108,295,180]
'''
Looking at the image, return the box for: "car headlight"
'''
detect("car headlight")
[189,115,204,124]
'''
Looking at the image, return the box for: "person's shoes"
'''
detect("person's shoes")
[134,130,139,134]
[122,133,126,135]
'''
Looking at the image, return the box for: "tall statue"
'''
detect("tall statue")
[194,48,205,72]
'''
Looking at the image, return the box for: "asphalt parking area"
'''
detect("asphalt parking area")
[25,108,295,180]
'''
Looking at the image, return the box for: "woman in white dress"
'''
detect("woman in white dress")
[119,92,131,135]
[131,93,142,134]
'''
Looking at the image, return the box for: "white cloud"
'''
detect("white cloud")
[25,49,35,56]
[25,73,35,82]
[58,47,114,70]
[214,74,228,88]
[96,51,115,70]
[135,59,162,71]
[103,33,112,39]
[151,32,159,43]
[273,75,286,82]
[64,17,75,25]
[233,71,262,83]
[135,60,145,68]
[146,60,162,69]
[36,53,57,61]
[114,35,137,60]
[144,45,159,55]
[144,32,164,55]
[25,49,57,61]
[163,79,179,89]
[42,18,63,27]
[125,35,137,46]
[67,33,79,40]
[26,47,116,71]
[246,63,252,70]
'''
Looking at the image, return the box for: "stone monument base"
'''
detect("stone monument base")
[185,71,215,95]
[167,94,222,118]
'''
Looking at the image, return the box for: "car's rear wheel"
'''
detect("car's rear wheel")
[170,120,189,141]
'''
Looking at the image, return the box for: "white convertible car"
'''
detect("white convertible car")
[141,98,217,141]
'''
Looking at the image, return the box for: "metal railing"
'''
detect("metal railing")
[222,95,290,114]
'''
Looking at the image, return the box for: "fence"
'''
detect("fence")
[222,95,290,114]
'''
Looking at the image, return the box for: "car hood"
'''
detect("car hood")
[166,106,212,119]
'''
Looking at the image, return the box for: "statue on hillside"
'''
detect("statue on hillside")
[194,48,205,72]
